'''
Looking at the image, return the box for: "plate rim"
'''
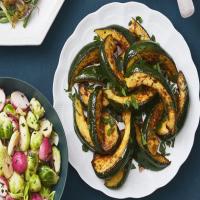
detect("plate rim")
[53,1,200,198]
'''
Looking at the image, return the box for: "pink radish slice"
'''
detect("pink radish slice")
[6,98,10,104]
[12,151,27,174]
[39,137,52,162]
[6,195,14,200]
[8,116,19,131]
[0,89,6,112]
[10,91,29,111]
[31,193,43,200]
[0,176,8,197]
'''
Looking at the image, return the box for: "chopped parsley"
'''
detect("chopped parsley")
[121,87,127,96]
[68,92,75,101]
[82,144,89,152]
[136,16,143,24]
[93,35,101,42]
[153,63,161,74]
[125,95,139,110]
[150,34,156,42]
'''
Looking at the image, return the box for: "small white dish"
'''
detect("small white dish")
[53,2,200,198]
[0,0,65,46]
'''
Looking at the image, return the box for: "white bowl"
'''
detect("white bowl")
[53,2,200,198]
[0,0,64,46]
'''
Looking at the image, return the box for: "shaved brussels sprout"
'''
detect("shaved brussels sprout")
[29,174,41,192]
[26,111,39,130]
[30,131,43,150]
[3,104,16,116]
[38,166,59,187]
[30,98,45,119]
[39,119,52,138]
[19,116,30,151]
[0,112,13,139]
[9,172,25,195]
[50,131,59,146]
[52,146,61,173]
[40,186,55,200]
[25,151,39,181]
[0,144,13,179]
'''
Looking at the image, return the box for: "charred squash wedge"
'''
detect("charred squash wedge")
[68,41,100,90]
[88,87,120,154]
[128,18,150,40]
[104,158,133,189]
[73,94,95,151]
[79,84,109,107]
[134,123,170,171]
[104,87,156,108]
[92,111,133,178]
[176,71,189,130]
[125,66,177,138]
[124,41,178,82]
[100,35,126,89]
[142,102,164,155]
[95,25,136,53]
[101,112,121,153]
[74,64,107,84]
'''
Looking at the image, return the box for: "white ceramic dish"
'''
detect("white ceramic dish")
[53,2,200,198]
[0,0,65,46]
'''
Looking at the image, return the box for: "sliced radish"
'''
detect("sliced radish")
[0,176,8,197]
[10,91,29,111]
[8,116,19,131]
[5,195,14,200]
[39,137,52,162]
[0,89,6,112]
[31,193,42,200]
[12,151,27,174]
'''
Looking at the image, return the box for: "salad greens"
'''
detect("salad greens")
[0,89,61,200]
[0,0,39,28]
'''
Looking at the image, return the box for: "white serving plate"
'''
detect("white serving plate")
[53,2,200,198]
[0,0,64,46]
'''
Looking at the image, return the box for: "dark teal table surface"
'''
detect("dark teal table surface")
[0,0,199,199]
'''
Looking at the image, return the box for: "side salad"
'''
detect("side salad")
[0,0,38,28]
[0,89,61,200]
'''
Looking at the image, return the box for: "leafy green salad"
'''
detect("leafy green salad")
[0,0,38,28]
[0,89,61,200]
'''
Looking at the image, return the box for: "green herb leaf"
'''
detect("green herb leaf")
[121,88,126,96]
[128,20,132,26]
[125,99,131,108]
[68,92,75,101]
[136,16,143,24]
[150,34,156,42]
[130,95,139,110]
[153,63,161,74]
[130,162,136,169]
[141,133,147,145]
[93,35,101,42]
[82,144,89,152]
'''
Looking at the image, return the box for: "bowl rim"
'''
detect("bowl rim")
[0,76,68,200]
